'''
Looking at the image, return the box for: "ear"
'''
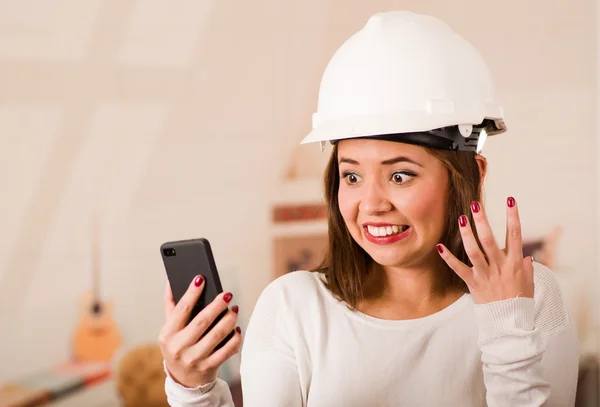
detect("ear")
[475,154,487,182]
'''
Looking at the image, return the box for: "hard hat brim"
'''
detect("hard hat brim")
[301,111,506,144]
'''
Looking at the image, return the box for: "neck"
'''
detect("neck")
[358,252,463,320]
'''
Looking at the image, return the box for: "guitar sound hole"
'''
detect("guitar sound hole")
[92,302,103,314]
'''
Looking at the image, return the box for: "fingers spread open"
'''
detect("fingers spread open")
[470,201,503,265]
[457,214,488,270]
[436,244,474,287]
[505,196,524,261]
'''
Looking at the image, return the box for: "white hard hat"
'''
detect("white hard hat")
[301,11,506,152]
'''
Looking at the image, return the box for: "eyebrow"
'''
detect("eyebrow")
[339,156,423,167]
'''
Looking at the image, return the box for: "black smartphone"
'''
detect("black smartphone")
[160,238,234,350]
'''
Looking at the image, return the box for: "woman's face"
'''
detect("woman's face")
[337,139,449,268]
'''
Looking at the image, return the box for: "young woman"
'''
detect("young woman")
[158,10,580,407]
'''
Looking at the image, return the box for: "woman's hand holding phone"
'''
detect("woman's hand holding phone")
[159,275,242,388]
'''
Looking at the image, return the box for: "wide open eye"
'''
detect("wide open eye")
[391,171,416,185]
[342,172,362,184]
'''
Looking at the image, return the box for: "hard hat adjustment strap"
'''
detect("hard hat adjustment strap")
[356,125,485,152]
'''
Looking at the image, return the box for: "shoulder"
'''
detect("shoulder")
[264,270,324,291]
[243,271,330,350]
[532,261,566,308]
[256,270,328,308]
[531,261,570,338]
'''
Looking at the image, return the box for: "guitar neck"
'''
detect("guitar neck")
[92,215,101,305]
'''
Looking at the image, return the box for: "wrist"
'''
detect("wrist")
[163,361,217,393]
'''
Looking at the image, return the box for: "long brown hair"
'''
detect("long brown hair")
[313,142,483,309]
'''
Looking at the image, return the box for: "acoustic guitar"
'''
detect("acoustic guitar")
[72,216,122,362]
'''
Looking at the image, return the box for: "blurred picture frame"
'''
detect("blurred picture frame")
[271,203,328,278]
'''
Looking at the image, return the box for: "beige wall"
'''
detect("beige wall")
[0,0,597,382]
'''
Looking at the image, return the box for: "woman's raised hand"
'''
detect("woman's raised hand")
[436,197,534,304]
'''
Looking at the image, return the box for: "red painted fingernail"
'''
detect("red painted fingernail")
[459,215,468,227]
[236,326,241,334]
[223,292,233,303]
[507,197,515,208]
[436,244,444,254]
[471,201,480,213]
[232,305,239,314]
[194,275,204,287]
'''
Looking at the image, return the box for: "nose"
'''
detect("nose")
[359,179,392,215]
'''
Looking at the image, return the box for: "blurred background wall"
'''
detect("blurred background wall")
[0,0,598,405]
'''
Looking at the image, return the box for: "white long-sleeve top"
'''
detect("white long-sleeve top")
[165,262,580,406]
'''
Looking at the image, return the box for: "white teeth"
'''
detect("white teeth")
[366,225,407,237]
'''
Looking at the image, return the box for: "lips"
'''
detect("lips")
[365,224,409,237]
[362,223,412,245]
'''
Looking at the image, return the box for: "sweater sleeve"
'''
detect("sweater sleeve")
[163,364,235,407]
[473,262,579,407]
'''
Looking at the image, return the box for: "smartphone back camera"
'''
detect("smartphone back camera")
[163,248,176,257]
